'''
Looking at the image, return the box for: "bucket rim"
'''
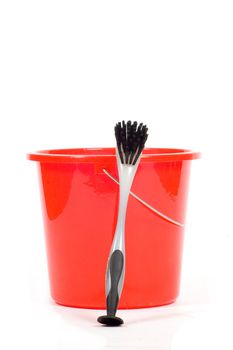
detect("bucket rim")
[27,147,201,163]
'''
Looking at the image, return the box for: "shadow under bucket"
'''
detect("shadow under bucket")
[28,147,200,309]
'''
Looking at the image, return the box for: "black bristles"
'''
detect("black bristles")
[114,120,148,165]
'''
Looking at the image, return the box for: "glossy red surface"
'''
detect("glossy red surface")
[29,148,200,309]
[28,147,200,163]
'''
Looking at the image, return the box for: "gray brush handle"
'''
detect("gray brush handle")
[106,249,124,316]
[104,156,138,317]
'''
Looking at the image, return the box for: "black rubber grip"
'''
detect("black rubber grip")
[106,250,124,316]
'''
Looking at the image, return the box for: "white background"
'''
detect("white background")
[0,1,233,349]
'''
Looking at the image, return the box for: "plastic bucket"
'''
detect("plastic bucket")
[28,148,200,309]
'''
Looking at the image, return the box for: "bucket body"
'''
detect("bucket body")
[28,148,200,309]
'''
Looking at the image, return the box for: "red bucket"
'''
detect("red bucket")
[28,148,200,309]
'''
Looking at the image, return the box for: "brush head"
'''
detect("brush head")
[114,120,148,165]
[97,315,124,327]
